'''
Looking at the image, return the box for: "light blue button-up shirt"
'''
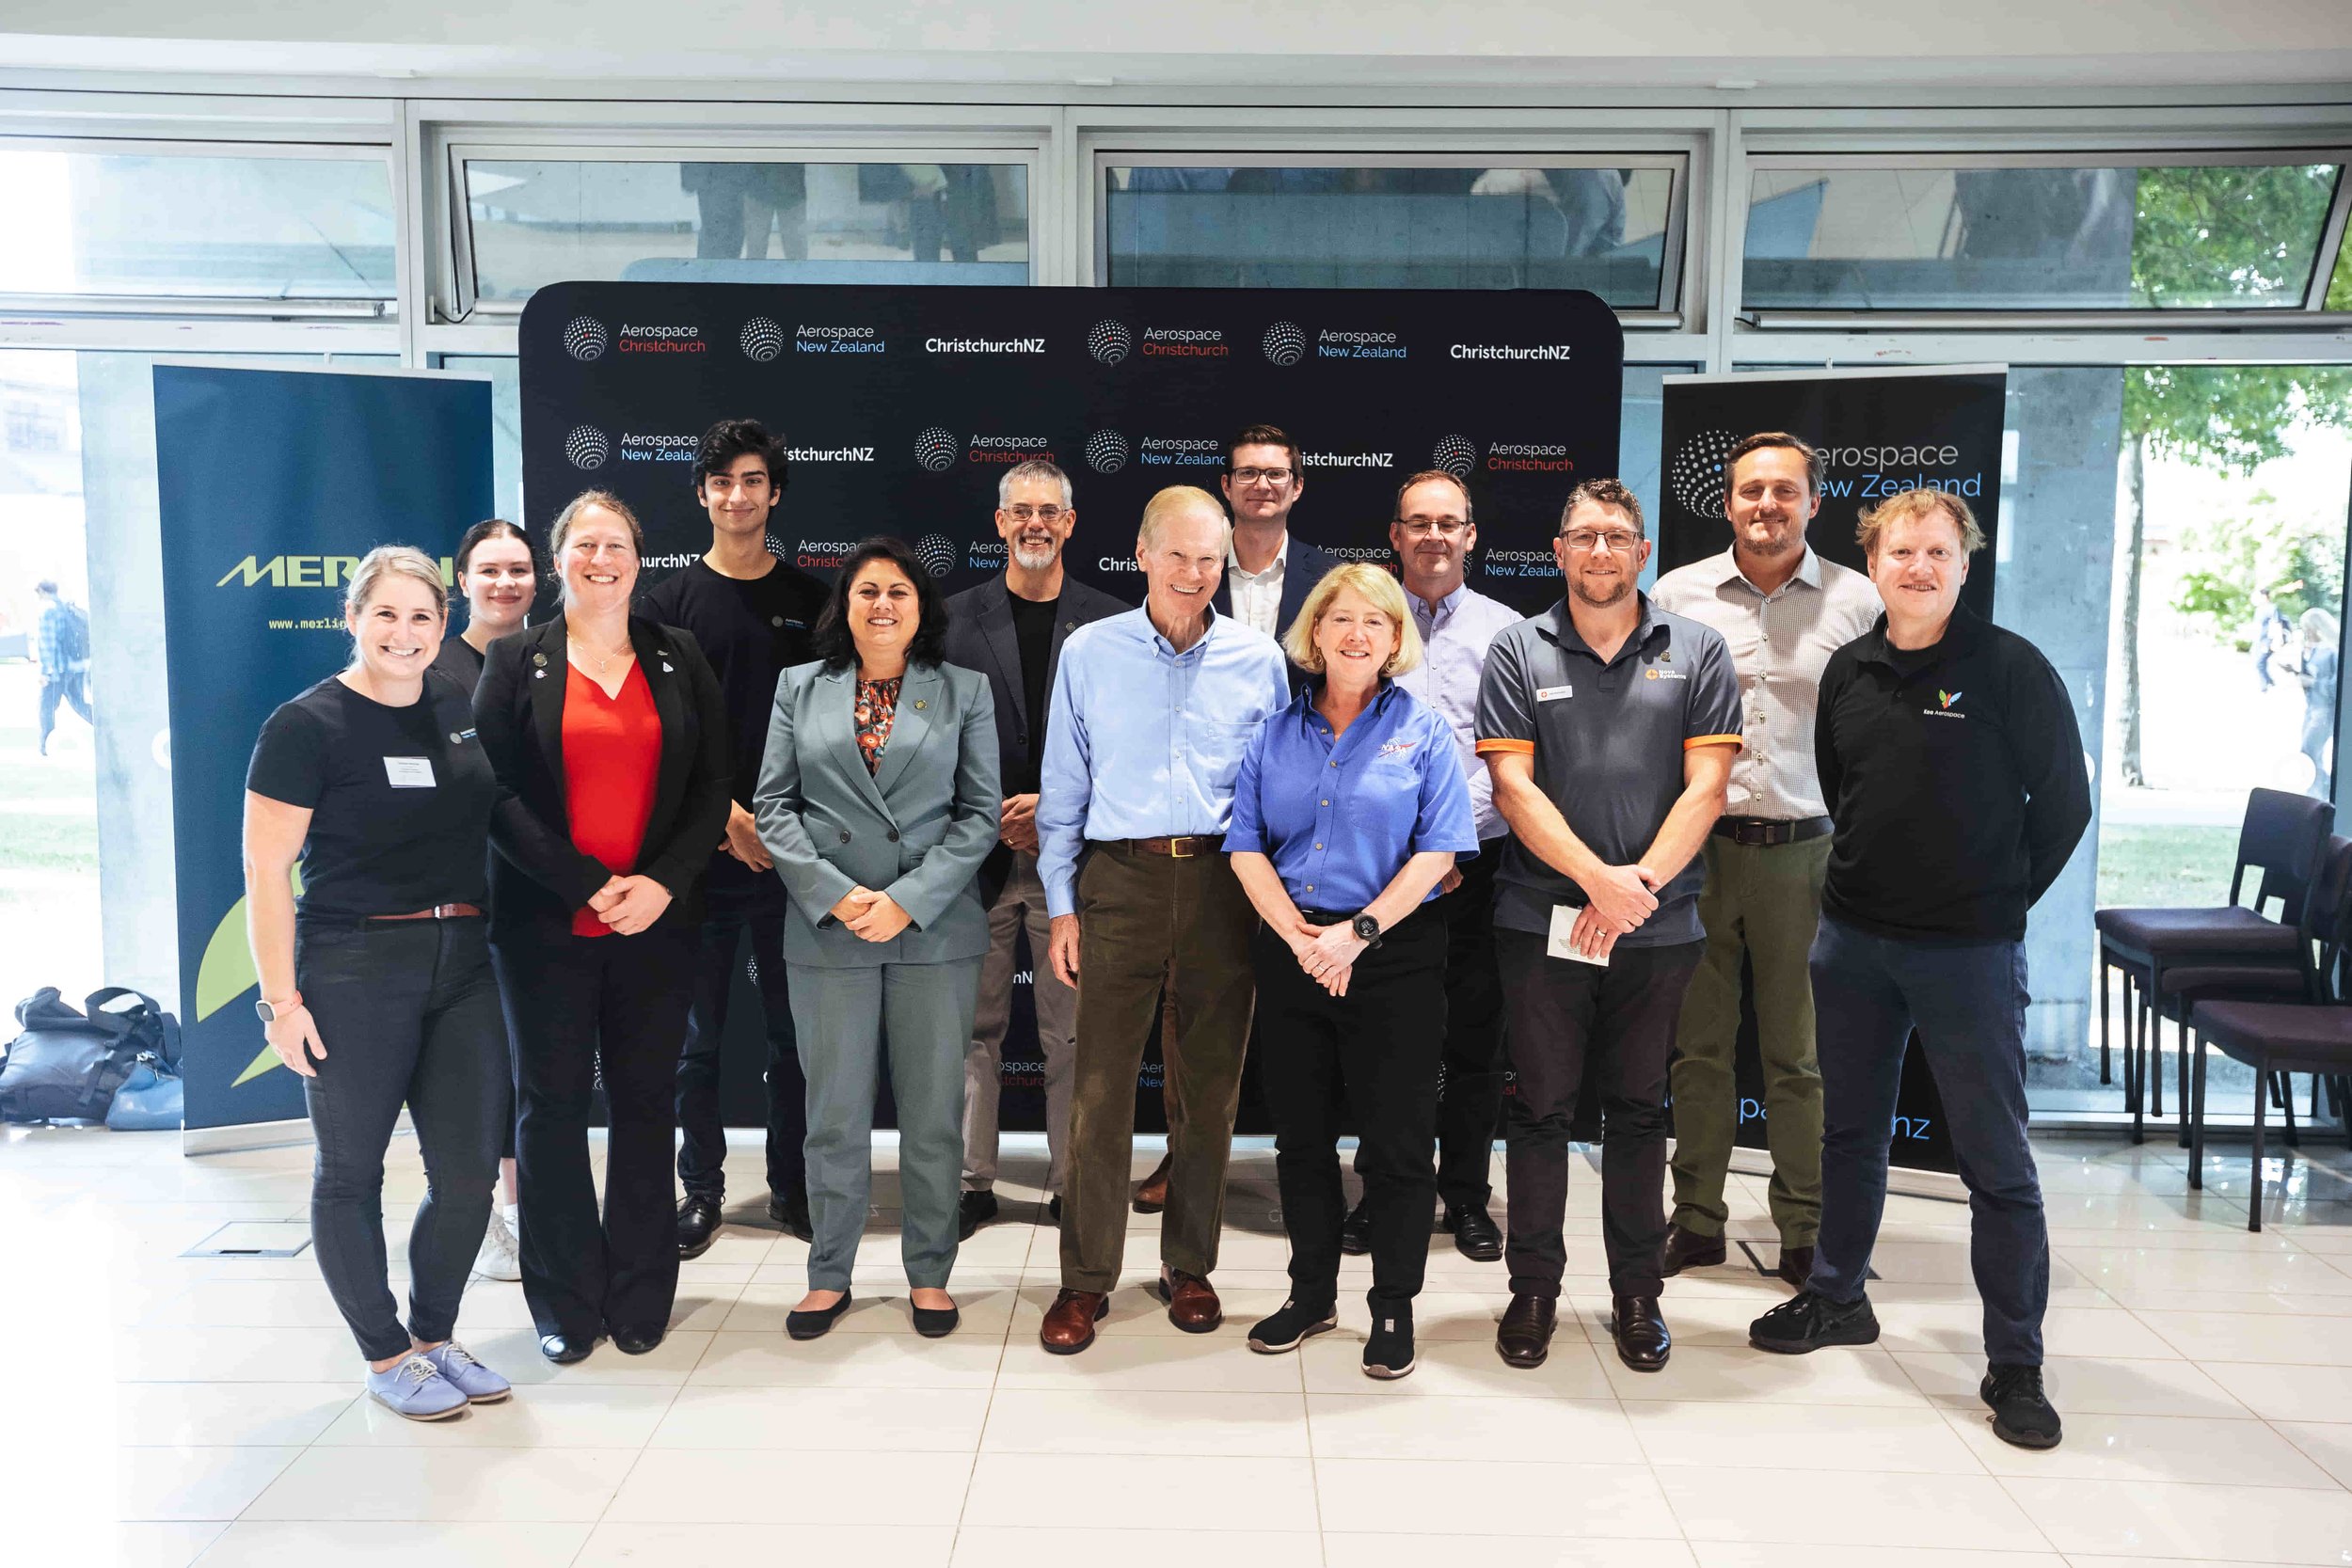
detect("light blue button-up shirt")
[1393,580,1523,841]
[1037,606,1293,917]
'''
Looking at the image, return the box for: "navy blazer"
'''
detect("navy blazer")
[1215,533,1340,668]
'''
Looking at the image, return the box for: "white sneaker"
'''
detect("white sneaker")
[473,1206,521,1282]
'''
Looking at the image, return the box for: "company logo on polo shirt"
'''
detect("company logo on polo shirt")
[1926,689,1965,719]
[1301,450,1393,469]
[793,538,863,571]
[1084,430,1130,474]
[797,324,886,356]
[925,334,1045,354]
[564,425,611,469]
[615,324,705,355]
[1668,429,1742,518]
[1088,319,1132,364]
[914,427,961,471]
[1486,442,1574,473]
[563,316,609,361]
[1139,326,1229,358]
[1451,340,1572,362]
[1317,328,1406,360]
[1263,321,1307,366]
[739,317,787,361]
[1138,436,1220,468]
[915,534,960,578]
[1432,435,1478,478]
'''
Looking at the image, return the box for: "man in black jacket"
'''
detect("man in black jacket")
[942,459,1128,1238]
[1748,488,2090,1453]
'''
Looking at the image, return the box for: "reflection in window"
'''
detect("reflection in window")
[0,150,395,302]
[1104,164,1676,306]
[1742,162,2343,309]
[461,161,1030,304]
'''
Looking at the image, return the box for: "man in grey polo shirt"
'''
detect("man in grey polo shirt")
[1651,432,1882,1288]
[1476,477,1742,1374]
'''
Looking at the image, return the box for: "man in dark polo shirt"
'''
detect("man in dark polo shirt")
[1475,477,1742,1374]
[1749,488,2089,1453]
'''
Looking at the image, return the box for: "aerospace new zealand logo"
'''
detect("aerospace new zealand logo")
[914,427,961,472]
[1668,429,1744,519]
[564,425,611,470]
[1084,430,1131,475]
[1432,435,1478,479]
[1088,320,1132,365]
[915,534,960,578]
[563,316,610,362]
[739,317,787,362]
[1262,321,1307,367]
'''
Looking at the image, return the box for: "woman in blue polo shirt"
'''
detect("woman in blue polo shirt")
[1226,562,1478,1381]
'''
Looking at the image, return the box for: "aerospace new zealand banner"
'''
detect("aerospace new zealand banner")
[157,364,494,1132]
[1658,367,2010,1177]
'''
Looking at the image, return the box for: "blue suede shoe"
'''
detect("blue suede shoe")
[366,1354,469,1421]
[421,1341,513,1404]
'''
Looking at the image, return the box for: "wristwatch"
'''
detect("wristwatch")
[255,993,301,1023]
[1350,912,1382,943]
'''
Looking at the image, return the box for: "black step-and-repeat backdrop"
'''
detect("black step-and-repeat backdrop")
[522,281,1625,1132]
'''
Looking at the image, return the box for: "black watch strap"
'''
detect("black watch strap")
[1351,911,1382,942]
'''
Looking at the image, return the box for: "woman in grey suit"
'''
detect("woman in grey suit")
[755,536,1000,1338]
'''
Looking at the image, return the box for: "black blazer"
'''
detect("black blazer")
[473,614,732,938]
[1215,532,1339,683]
[942,573,1130,898]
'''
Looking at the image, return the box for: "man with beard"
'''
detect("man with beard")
[1476,478,1741,1374]
[943,460,1129,1238]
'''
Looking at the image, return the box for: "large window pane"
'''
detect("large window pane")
[1743,160,2343,310]
[0,148,395,303]
[462,159,1030,304]
[1104,163,1676,305]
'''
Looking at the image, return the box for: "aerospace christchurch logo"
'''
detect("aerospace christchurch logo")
[1085,430,1130,474]
[564,425,611,470]
[1089,320,1132,365]
[1669,429,1744,518]
[563,316,609,361]
[915,534,960,578]
[914,427,961,472]
[1432,436,1478,479]
[1263,321,1307,367]
[739,317,787,362]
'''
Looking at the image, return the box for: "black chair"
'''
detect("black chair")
[2095,788,2333,1142]
[2187,835,2352,1230]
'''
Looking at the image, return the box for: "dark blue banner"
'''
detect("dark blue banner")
[155,364,493,1132]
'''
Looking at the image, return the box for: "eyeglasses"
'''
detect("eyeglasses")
[1397,516,1470,538]
[1231,466,1295,486]
[1003,505,1066,524]
[1560,529,1643,554]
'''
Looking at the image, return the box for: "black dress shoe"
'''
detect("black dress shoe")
[1611,1294,1671,1371]
[911,1301,961,1338]
[1338,1199,1371,1257]
[1047,1195,1062,1224]
[1441,1202,1503,1262]
[538,1332,595,1364]
[1776,1244,1816,1290]
[1495,1293,1557,1369]
[612,1323,667,1355]
[786,1291,853,1340]
[958,1189,999,1242]
[767,1185,813,1243]
[676,1194,723,1260]
[1660,1224,1726,1276]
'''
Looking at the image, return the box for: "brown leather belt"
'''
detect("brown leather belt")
[1711,816,1832,847]
[368,903,485,922]
[1120,835,1224,859]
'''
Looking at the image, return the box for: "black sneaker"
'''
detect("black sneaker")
[1362,1312,1416,1381]
[1338,1200,1371,1257]
[1748,1290,1880,1354]
[1981,1363,2063,1449]
[1246,1298,1338,1354]
[958,1189,999,1242]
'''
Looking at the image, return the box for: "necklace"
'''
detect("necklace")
[567,629,632,676]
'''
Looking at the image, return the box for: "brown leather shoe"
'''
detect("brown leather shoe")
[1039,1289,1108,1354]
[1776,1244,1816,1290]
[1155,1269,1223,1333]
[1660,1224,1727,1276]
[1495,1292,1557,1369]
[1132,1151,1172,1214]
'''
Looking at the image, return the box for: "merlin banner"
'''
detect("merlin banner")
[522,280,1623,1135]
[1658,366,2012,1177]
[157,363,494,1133]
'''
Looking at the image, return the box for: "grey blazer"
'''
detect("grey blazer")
[754,658,1001,968]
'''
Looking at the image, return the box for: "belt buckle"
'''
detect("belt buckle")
[432,903,459,919]
[1168,837,1198,860]
[1735,821,1771,847]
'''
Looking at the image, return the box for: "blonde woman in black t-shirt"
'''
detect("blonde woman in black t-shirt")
[244,545,515,1423]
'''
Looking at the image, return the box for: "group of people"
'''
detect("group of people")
[243,417,2090,1451]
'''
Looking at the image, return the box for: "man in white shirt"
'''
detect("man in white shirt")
[1215,422,1338,647]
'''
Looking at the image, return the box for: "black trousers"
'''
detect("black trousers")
[493,922,696,1340]
[1433,847,1507,1209]
[675,877,805,1202]
[1254,904,1446,1314]
[1499,929,1703,1299]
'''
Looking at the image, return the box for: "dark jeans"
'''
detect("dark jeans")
[37,673,90,751]
[1809,915,2048,1366]
[298,918,508,1362]
[1499,929,1703,1299]
[675,877,805,1202]
[1256,904,1445,1314]
[493,922,696,1341]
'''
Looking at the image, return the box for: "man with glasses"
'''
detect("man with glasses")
[1215,422,1338,651]
[1476,478,1741,1373]
[943,460,1129,1238]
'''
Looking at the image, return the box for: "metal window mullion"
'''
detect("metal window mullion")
[2308,166,2352,313]
[1705,110,1746,376]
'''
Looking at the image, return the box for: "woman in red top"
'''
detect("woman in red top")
[473,490,729,1365]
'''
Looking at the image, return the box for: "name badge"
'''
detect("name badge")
[1548,903,1609,967]
[1536,685,1574,703]
[384,756,436,789]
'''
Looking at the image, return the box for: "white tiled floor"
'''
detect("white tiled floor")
[12,1128,2352,1565]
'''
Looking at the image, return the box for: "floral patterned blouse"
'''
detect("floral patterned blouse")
[853,675,902,775]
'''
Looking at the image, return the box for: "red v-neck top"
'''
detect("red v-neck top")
[562,660,662,938]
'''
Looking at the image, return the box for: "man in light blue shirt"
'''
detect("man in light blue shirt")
[1035,485,1291,1354]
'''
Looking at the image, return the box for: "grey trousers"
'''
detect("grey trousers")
[788,957,983,1292]
[962,851,1078,1196]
